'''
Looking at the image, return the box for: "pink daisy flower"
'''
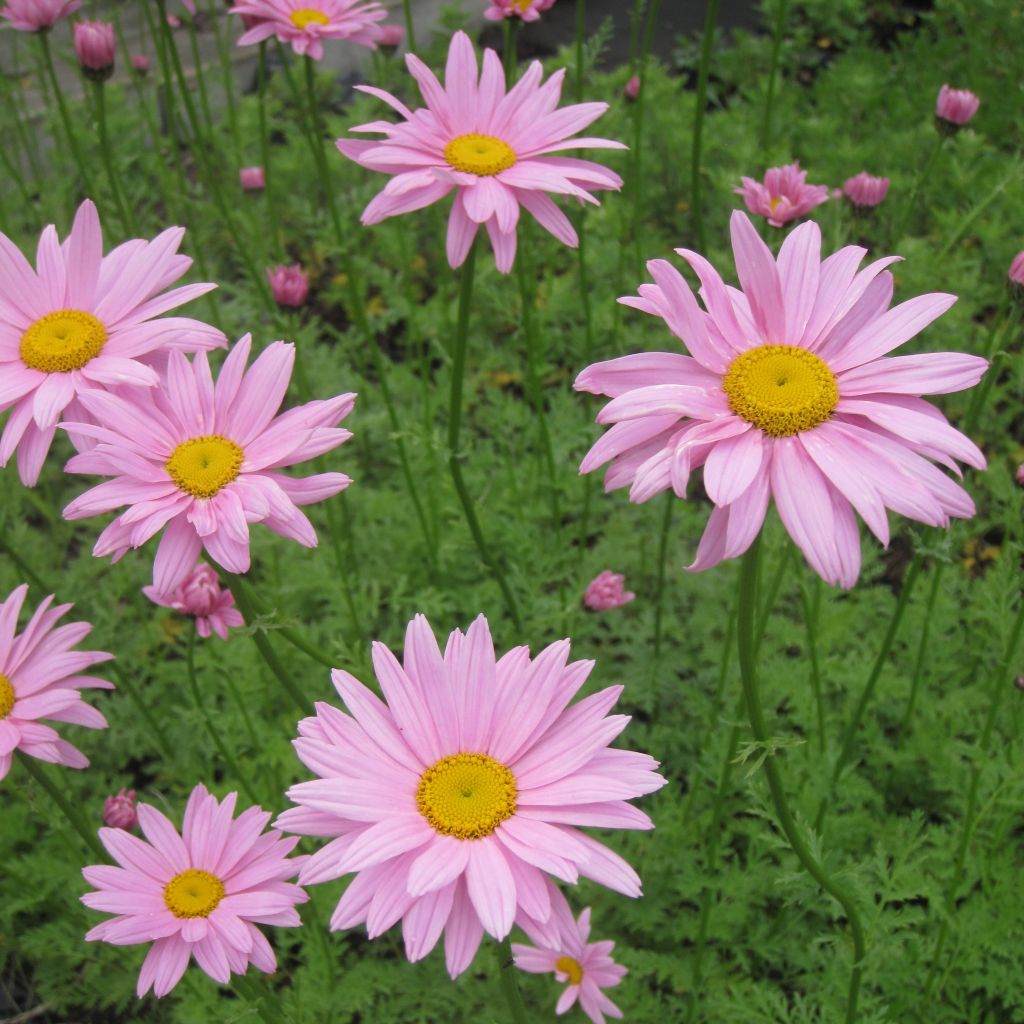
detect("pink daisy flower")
[60,335,356,594]
[0,200,225,487]
[277,613,665,977]
[143,562,244,641]
[735,161,829,228]
[583,570,635,611]
[513,900,627,1024]
[935,84,979,127]
[82,783,307,997]
[0,583,112,782]
[1,0,80,31]
[576,211,988,588]
[337,30,625,273]
[483,0,557,22]
[229,0,386,60]
[842,171,890,209]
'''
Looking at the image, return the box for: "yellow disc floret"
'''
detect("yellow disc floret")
[166,435,244,499]
[444,134,517,177]
[289,8,330,28]
[0,674,15,719]
[556,956,584,985]
[416,752,517,840]
[20,310,107,373]
[721,344,839,437]
[163,869,225,919]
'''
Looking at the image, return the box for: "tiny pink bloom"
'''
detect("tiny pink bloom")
[513,899,627,1024]
[377,21,403,47]
[143,562,245,641]
[131,53,151,73]
[103,788,138,830]
[842,172,889,209]
[73,20,116,78]
[239,166,265,191]
[1008,252,1024,288]
[583,571,635,611]
[1,0,80,31]
[0,200,225,487]
[82,783,308,998]
[0,583,112,782]
[267,264,310,308]
[278,613,666,978]
[735,161,829,228]
[61,335,356,593]
[623,75,640,101]
[576,211,989,588]
[229,0,387,60]
[483,0,556,22]
[1016,463,1024,487]
[338,31,625,273]
[166,13,181,27]
[936,84,979,126]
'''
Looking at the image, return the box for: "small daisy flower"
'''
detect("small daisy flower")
[278,613,665,978]
[735,161,829,228]
[842,171,890,209]
[61,335,356,593]
[0,200,225,486]
[1,0,80,31]
[0,583,112,782]
[143,562,244,641]
[229,0,386,60]
[82,783,307,997]
[576,211,988,588]
[483,0,557,22]
[337,30,625,273]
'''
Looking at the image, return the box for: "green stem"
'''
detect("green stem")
[964,309,1017,430]
[19,754,106,861]
[109,663,177,765]
[898,134,943,241]
[401,0,416,52]
[935,160,1021,260]
[574,0,586,101]
[690,0,719,250]
[93,81,136,235]
[185,17,215,140]
[629,0,662,268]
[736,538,866,1024]
[892,564,942,749]
[494,939,529,1024]
[503,20,519,81]
[800,574,827,753]
[759,0,789,154]
[210,4,242,166]
[649,491,675,663]
[257,42,283,260]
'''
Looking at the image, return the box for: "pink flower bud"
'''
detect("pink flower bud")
[73,20,115,79]
[239,166,265,191]
[1008,252,1024,288]
[935,84,979,127]
[583,570,636,611]
[842,171,890,209]
[1,0,81,32]
[143,563,245,641]
[131,53,150,73]
[378,22,404,48]
[1016,463,1024,487]
[624,75,640,101]
[267,264,310,308]
[166,13,181,28]
[103,789,138,830]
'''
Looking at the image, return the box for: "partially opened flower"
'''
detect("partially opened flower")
[576,211,987,588]
[842,171,889,209]
[103,788,138,830]
[1007,251,1024,302]
[0,200,225,486]
[267,264,310,308]
[1,0,80,31]
[735,161,829,228]
[278,613,665,977]
[935,84,979,127]
[82,783,307,997]
[229,0,386,59]
[61,335,356,593]
[143,562,244,641]
[0,583,112,782]
[337,30,624,273]
[583,570,635,611]
[484,0,556,21]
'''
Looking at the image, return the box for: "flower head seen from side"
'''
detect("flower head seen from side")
[143,562,244,641]
[483,0,556,22]
[73,20,116,79]
[0,583,112,782]
[229,0,386,59]
[935,84,979,128]
[576,211,988,589]
[735,161,829,228]
[1007,251,1024,305]
[61,334,356,594]
[267,264,310,308]
[842,171,890,209]
[0,200,226,487]
[82,783,307,998]
[104,788,138,830]
[1,0,80,31]
[583,571,635,611]
[278,613,665,978]
[337,30,625,273]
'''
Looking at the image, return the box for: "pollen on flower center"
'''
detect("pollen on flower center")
[556,956,584,985]
[20,310,107,373]
[415,752,517,839]
[163,869,225,919]
[444,134,517,177]
[0,674,15,719]
[289,7,329,28]
[722,344,839,437]
[166,435,244,499]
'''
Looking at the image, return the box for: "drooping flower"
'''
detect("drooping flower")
[735,161,829,228]
[143,562,244,641]
[61,335,356,593]
[103,788,138,830]
[0,200,225,486]
[229,0,386,60]
[1,0,80,31]
[267,264,310,308]
[337,30,625,273]
[0,583,112,782]
[483,0,556,22]
[73,20,116,79]
[583,571,635,611]
[82,783,307,997]
[576,211,988,588]
[278,613,665,977]
[842,171,889,209]
[935,84,979,127]
[239,166,265,191]
[513,900,627,1024]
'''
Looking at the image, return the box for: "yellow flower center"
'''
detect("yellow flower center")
[20,310,107,373]
[769,196,782,213]
[0,674,15,719]
[166,435,244,499]
[289,8,329,28]
[722,345,838,437]
[512,0,532,10]
[415,752,517,840]
[556,956,584,985]
[444,134,517,177]
[163,869,225,919]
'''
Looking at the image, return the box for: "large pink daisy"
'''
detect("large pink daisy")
[277,613,665,977]
[576,211,988,588]
[82,783,307,997]
[0,200,225,486]
[229,0,386,59]
[0,583,112,782]
[60,335,356,593]
[337,30,624,273]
